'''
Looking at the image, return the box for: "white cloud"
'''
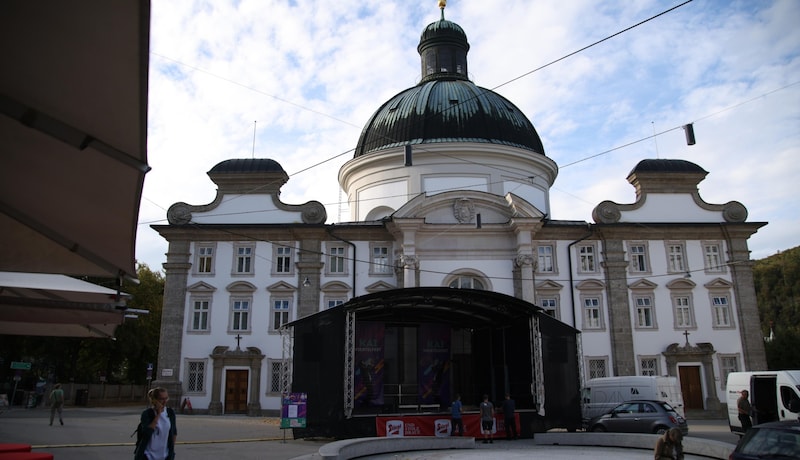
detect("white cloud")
[136,0,800,270]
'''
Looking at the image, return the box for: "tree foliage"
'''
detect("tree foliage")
[0,263,164,388]
[753,245,800,369]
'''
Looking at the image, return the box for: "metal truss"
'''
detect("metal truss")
[530,315,545,416]
[343,309,356,418]
[280,325,293,397]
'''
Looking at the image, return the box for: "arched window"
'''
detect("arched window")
[448,276,485,290]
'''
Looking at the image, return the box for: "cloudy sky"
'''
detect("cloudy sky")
[137,0,800,271]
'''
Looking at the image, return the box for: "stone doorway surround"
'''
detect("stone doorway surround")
[663,342,722,413]
[209,345,265,416]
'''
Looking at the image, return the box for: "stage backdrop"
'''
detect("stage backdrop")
[354,321,385,407]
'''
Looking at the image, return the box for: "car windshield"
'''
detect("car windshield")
[738,427,800,458]
[658,402,676,412]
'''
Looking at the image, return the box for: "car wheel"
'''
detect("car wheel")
[591,425,606,432]
[654,426,669,435]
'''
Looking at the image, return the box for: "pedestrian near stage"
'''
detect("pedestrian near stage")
[502,393,518,439]
[48,383,64,426]
[450,394,464,436]
[479,394,494,444]
[654,427,684,460]
[737,390,753,431]
[135,387,178,460]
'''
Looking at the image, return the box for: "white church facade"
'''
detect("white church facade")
[152,6,766,417]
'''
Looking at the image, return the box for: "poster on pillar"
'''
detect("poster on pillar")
[354,321,385,407]
[418,323,450,408]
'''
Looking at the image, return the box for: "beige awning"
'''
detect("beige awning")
[0,0,151,280]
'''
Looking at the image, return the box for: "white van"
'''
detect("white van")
[726,370,800,435]
[581,376,685,424]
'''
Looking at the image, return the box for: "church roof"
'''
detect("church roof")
[353,9,545,158]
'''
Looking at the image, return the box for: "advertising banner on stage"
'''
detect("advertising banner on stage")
[418,323,450,407]
[354,321,385,406]
[375,413,519,438]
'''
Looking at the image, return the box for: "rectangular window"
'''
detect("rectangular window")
[635,296,655,328]
[540,298,558,318]
[276,246,292,273]
[327,299,344,309]
[704,243,723,272]
[578,245,596,272]
[583,297,602,329]
[674,296,693,328]
[537,245,554,273]
[231,299,250,331]
[667,244,686,272]
[191,299,210,331]
[588,358,607,379]
[197,245,214,273]
[235,245,254,274]
[269,361,283,394]
[329,246,346,274]
[629,244,648,273]
[187,360,206,393]
[712,295,732,327]
[719,355,739,389]
[372,246,391,274]
[272,299,291,331]
[640,357,659,376]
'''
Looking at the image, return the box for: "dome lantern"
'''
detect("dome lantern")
[417,1,469,83]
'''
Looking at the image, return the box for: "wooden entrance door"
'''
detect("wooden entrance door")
[225,369,248,414]
[679,366,703,410]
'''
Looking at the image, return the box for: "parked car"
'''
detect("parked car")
[588,400,688,435]
[729,420,800,460]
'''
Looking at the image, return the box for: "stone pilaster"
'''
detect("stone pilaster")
[153,239,191,405]
[726,234,768,370]
[296,239,323,319]
[601,239,636,376]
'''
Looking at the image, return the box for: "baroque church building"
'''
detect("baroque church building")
[152,5,766,421]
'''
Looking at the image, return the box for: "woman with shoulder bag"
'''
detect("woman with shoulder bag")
[135,387,177,460]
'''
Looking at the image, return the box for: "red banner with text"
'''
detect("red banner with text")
[375,413,519,438]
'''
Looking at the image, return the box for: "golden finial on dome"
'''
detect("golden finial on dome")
[439,0,446,20]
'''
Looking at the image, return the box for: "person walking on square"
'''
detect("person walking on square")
[48,383,64,426]
[135,387,177,460]
[502,393,518,439]
[479,394,494,444]
[450,394,464,436]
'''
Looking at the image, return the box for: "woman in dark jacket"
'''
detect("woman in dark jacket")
[135,387,177,460]
[654,427,684,460]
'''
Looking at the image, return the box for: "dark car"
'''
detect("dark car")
[588,400,688,435]
[729,420,800,460]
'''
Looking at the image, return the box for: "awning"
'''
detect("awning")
[0,271,131,338]
[0,0,151,279]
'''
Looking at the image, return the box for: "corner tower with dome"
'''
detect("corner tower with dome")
[152,2,767,440]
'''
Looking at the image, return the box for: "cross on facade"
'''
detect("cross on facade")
[235,334,243,350]
[682,330,690,346]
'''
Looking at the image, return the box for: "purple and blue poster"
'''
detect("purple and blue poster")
[354,321,385,407]
[418,323,450,407]
[280,392,307,428]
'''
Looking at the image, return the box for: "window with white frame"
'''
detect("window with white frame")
[704,243,724,272]
[370,244,392,274]
[234,244,254,274]
[328,246,346,274]
[719,354,740,389]
[540,298,559,319]
[711,295,733,327]
[578,244,596,273]
[268,360,283,394]
[635,296,656,328]
[628,243,649,273]
[639,356,660,376]
[537,244,555,273]
[271,298,291,331]
[583,297,603,329]
[196,244,215,274]
[673,295,695,329]
[327,298,345,309]
[587,358,608,379]
[448,276,485,290]
[186,360,206,393]
[190,298,210,332]
[274,244,293,274]
[666,243,686,273]
[230,298,250,331]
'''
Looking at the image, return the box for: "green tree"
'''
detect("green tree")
[754,246,800,369]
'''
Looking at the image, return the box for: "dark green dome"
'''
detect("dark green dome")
[354,12,545,157]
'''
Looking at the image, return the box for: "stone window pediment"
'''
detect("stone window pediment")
[704,278,733,290]
[188,281,217,293]
[535,280,563,291]
[576,278,605,291]
[666,278,696,290]
[321,281,350,293]
[267,281,297,293]
[226,281,257,293]
[628,279,658,290]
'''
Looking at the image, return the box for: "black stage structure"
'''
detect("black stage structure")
[285,287,582,439]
